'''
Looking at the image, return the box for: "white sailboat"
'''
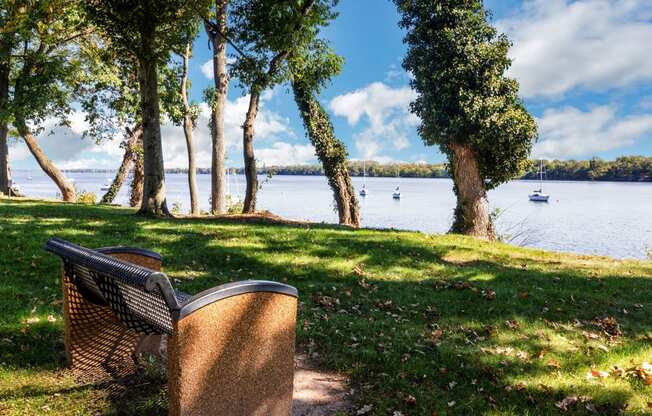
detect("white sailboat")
[359,160,368,197]
[529,160,549,202]
[392,167,401,199]
[226,168,241,204]
[100,184,111,191]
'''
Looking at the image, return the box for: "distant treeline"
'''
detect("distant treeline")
[63,156,652,182]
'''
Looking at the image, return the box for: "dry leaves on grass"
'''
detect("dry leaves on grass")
[555,395,592,412]
[593,316,622,339]
[583,362,652,385]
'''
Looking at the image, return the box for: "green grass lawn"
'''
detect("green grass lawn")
[1,198,651,415]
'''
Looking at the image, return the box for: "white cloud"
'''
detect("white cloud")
[200,57,237,80]
[11,92,296,170]
[200,60,213,79]
[162,94,294,169]
[498,0,652,98]
[534,105,652,158]
[256,142,316,166]
[329,82,418,160]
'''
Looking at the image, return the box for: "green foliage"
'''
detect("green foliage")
[523,156,652,182]
[229,0,340,94]
[77,44,141,143]
[84,0,209,64]
[4,0,88,133]
[225,194,244,214]
[76,190,97,204]
[394,0,538,190]
[170,200,183,215]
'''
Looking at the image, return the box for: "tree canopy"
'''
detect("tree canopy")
[395,0,538,190]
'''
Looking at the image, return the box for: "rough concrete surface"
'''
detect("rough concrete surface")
[292,355,351,416]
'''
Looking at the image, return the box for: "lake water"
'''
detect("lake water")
[10,170,652,260]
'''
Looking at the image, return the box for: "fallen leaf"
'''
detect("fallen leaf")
[505,320,520,330]
[546,358,561,369]
[356,404,373,415]
[555,395,592,412]
[404,395,416,405]
[482,289,496,300]
[586,369,609,380]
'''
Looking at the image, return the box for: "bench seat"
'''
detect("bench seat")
[45,237,298,416]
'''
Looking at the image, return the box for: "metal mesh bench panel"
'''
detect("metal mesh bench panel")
[46,238,181,335]
[94,271,173,334]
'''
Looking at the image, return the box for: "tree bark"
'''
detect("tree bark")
[16,119,76,202]
[137,42,169,216]
[206,0,228,215]
[180,43,199,216]
[292,82,360,226]
[242,92,260,213]
[130,134,144,208]
[100,124,142,204]
[449,143,494,239]
[0,34,12,196]
[240,1,315,214]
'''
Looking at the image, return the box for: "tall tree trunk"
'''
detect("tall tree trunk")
[206,0,228,215]
[130,134,144,208]
[100,124,142,204]
[137,46,169,216]
[0,34,12,196]
[16,119,76,202]
[180,43,199,216]
[242,92,260,213]
[449,143,494,239]
[293,82,360,226]
[239,0,314,213]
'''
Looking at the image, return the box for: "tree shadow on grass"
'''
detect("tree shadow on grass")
[1,199,651,414]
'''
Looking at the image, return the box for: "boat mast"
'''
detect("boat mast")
[363,160,366,187]
[539,160,544,192]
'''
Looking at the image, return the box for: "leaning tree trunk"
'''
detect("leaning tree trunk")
[0,34,12,196]
[16,119,76,202]
[100,124,143,204]
[242,92,260,213]
[0,127,8,196]
[180,43,199,216]
[449,143,494,239]
[130,135,144,208]
[292,82,360,226]
[137,49,169,215]
[206,0,228,215]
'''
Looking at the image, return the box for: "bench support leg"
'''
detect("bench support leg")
[60,251,164,379]
[168,292,297,416]
[62,274,141,379]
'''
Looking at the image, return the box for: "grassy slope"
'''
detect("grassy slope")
[0,198,651,415]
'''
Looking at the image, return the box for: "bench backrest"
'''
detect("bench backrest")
[45,238,179,335]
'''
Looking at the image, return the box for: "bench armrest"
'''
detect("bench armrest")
[176,280,298,320]
[96,246,162,271]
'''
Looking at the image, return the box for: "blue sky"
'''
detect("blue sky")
[10,0,652,169]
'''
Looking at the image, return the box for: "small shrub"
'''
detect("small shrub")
[76,191,97,204]
[226,195,243,214]
[171,201,183,215]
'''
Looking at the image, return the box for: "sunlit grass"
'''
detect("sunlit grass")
[1,197,651,415]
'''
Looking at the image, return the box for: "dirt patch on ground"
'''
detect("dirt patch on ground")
[293,354,351,416]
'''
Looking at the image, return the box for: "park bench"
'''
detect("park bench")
[44,237,298,416]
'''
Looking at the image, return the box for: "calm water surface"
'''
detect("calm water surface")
[10,170,652,260]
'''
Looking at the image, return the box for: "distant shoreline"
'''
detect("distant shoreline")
[14,156,652,183]
[13,169,652,184]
